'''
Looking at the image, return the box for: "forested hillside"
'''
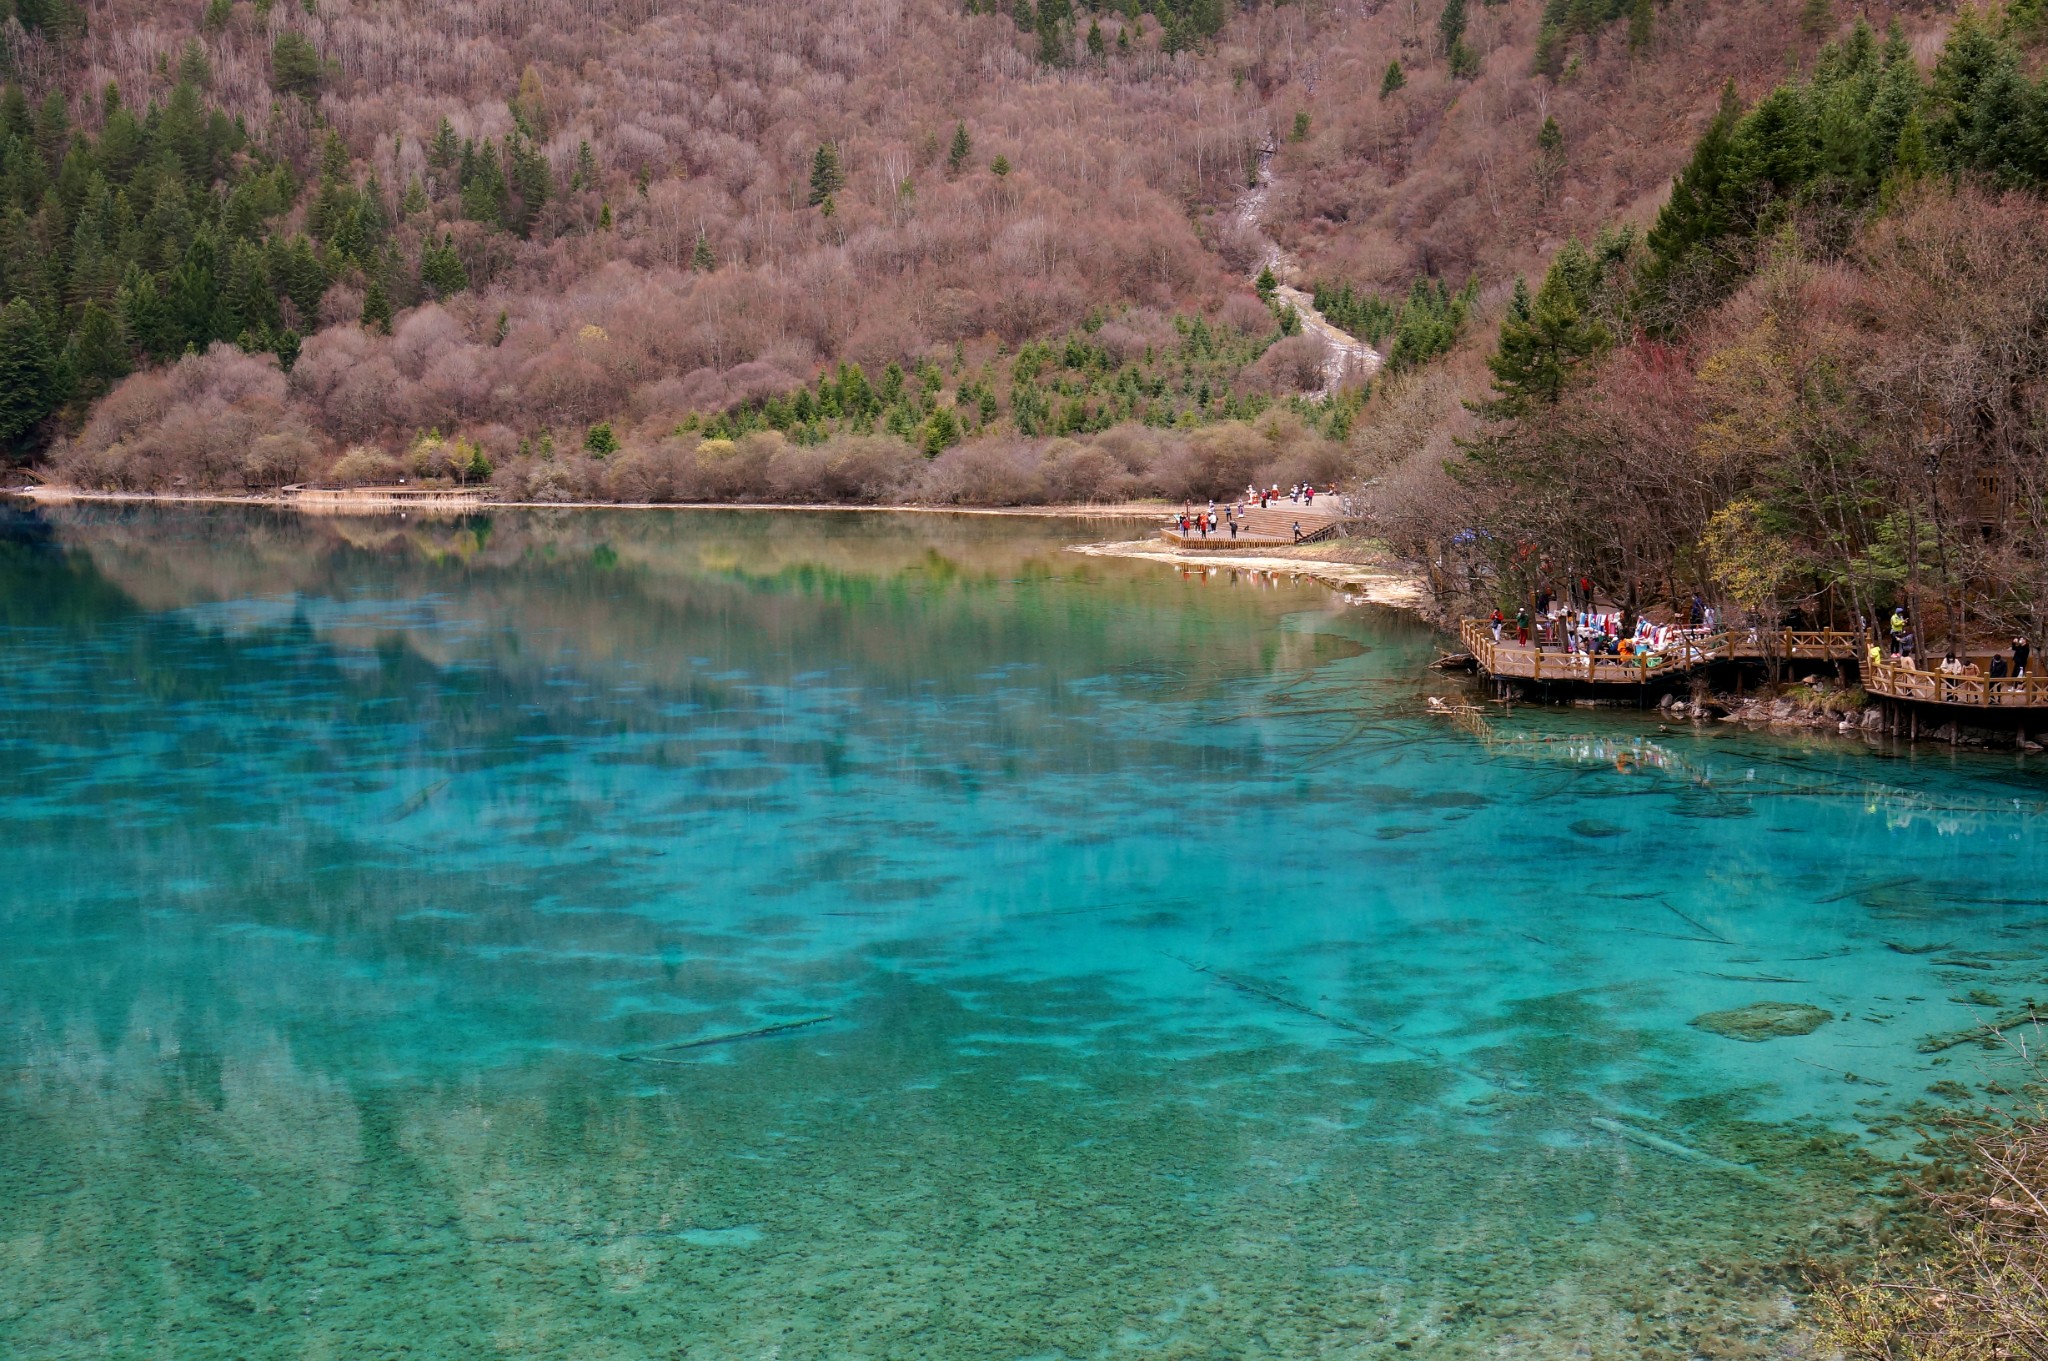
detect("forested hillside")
[0,0,1977,515]
[1371,6,2048,650]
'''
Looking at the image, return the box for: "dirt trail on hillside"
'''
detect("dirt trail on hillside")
[1233,140,1379,396]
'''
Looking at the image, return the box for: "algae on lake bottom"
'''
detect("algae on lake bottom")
[1690,1002,1834,1042]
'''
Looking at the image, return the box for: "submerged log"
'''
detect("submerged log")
[619,1014,834,1063]
[1917,1006,2042,1054]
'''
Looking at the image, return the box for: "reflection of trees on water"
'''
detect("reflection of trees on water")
[1471,726,2048,838]
[29,505,1356,707]
[0,503,1405,1093]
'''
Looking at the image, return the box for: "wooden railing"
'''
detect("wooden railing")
[1460,619,1691,683]
[1865,659,2048,709]
[1723,629,1860,661]
[1459,619,2048,708]
[1458,621,1861,685]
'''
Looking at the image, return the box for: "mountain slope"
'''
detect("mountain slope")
[0,0,1953,500]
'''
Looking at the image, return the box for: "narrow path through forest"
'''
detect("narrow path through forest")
[1233,139,1380,397]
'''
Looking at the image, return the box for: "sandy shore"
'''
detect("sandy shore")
[1070,537,1431,613]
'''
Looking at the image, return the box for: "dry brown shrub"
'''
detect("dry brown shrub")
[766,434,923,503]
[326,446,405,485]
[52,345,310,490]
[1085,423,1176,478]
[603,445,685,503]
[1218,293,1275,335]
[917,439,1046,505]
[1245,333,1330,395]
[1811,1041,2048,1361]
[1037,441,1137,503]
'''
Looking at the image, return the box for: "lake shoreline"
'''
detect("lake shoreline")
[6,484,1173,521]
[14,485,2016,751]
[1069,537,1434,615]
[9,482,1442,620]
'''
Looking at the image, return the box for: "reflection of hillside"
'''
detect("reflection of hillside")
[39,506,1341,705]
[0,505,1409,1119]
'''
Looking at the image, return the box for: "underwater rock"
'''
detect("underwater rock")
[1689,1001,1832,1042]
[1568,819,1624,838]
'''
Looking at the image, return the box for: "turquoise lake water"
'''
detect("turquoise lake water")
[3,504,2046,1359]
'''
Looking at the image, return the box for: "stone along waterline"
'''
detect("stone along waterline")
[2,504,2044,1359]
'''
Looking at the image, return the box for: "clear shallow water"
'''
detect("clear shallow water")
[3,504,2046,1359]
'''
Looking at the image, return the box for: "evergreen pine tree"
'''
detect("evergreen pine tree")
[506,134,551,238]
[67,299,128,401]
[808,143,844,205]
[1800,0,1834,38]
[117,266,180,363]
[1087,17,1105,57]
[691,233,716,272]
[1438,0,1468,55]
[280,236,329,324]
[1483,245,1613,417]
[584,420,619,455]
[0,298,59,446]
[1879,107,1931,207]
[1037,10,1065,64]
[1891,107,1931,182]
[361,274,392,333]
[0,84,27,144]
[921,405,960,457]
[170,230,224,350]
[421,233,468,296]
[1380,60,1406,98]
[222,238,279,338]
[270,30,323,98]
[1627,0,1653,51]
[461,139,510,228]
[948,121,972,174]
[428,118,460,174]
[177,40,213,90]
[400,177,428,216]
[512,64,550,139]
[1639,79,1743,307]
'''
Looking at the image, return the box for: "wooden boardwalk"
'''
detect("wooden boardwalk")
[1463,619,2048,714]
[1865,658,2048,710]
[1459,620,1861,687]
